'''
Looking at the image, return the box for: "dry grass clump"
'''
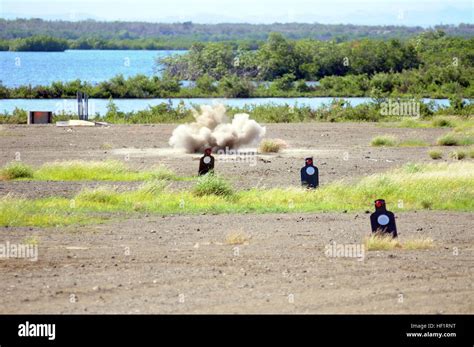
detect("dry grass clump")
[225,231,250,245]
[259,138,288,153]
[365,234,434,251]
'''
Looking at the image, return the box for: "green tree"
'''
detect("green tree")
[257,33,301,80]
[219,76,254,98]
[196,74,217,93]
[272,73,296,91]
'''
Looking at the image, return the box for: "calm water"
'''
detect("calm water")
[0,50,462,115]
[0,97,454,116]
[0,50,184,87]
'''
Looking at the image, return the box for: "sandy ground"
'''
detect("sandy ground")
[0,123,472,313]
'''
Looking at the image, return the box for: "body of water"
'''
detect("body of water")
[0,50,465,116]
[0,50,184,87]
[0,97,455,116]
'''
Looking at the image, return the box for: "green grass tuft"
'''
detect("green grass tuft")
[138,180,168,195]
[371,135,397,147]
[34,160,128,181]
[428,149,443,160]
[192,174,234,197]
[0,195,105,227]
[149,165,178,181]
[1,162,34,180]
[383,117,472,130]
[0,160,185,182]
[76,187,121,204]
[396,118,428,128]
[437,133,474,146]
[432,118,453,128]
[449,150,467,160]
[1,162,473,227]
[437,133,459,146]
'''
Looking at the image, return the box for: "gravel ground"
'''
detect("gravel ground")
[0,123,472,313]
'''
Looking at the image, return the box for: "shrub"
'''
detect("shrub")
[432,117,453,128]
[437,133,474,146]
[259,139,287,153]
[196,74,217,93]
[428,149,443,159]
[421,200,433,209]
[1,162,34,180]
[449,150,466,160]
[192,174,234,197]
[218,76,254,98]
[272,73,296,91]
[371,135,397,147]
[295,80,311,93]
[0,108,28,124]
[437,133,459,146]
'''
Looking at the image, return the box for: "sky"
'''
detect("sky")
[0,0,472,26]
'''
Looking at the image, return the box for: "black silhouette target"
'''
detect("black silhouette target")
[198,150,215,176]
[370,199,398,237]
[300,157,319,188]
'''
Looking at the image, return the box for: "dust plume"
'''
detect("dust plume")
[169,104,266,153]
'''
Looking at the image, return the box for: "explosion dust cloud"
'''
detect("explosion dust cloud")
[169,104,266,153]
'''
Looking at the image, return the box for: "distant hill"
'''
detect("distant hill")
[0,19,472,41]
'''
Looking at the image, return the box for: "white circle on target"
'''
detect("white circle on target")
[306,167,315,175]
[377,214,390,226]
[203,156,211,164]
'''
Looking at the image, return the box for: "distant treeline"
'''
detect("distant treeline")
[0,71,471,99]
[2,98,472,125]
[1,32,472,98]
[0,18,473,50]
[0,35,260,51]
[158,32,473,97]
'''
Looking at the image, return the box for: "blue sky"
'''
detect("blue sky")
[1,0,472,26]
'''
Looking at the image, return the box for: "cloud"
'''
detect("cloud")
[169,104,266,153]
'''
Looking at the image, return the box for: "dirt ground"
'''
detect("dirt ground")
[0,123,472,313]
[0,123,451,197]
